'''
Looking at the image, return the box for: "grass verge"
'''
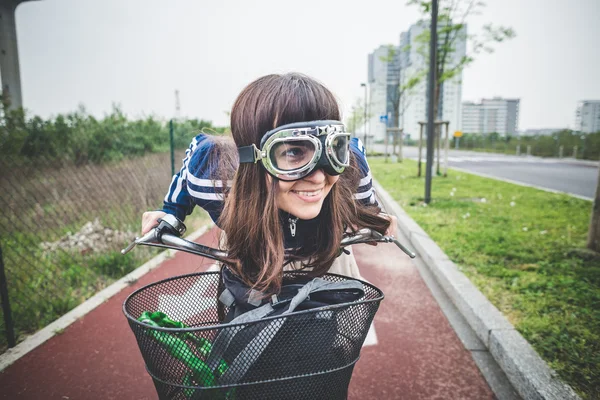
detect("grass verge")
[0,208,211,353]
[370,158,599,399]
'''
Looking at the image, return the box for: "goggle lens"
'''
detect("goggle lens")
[331,135,350,165]
[269,140,317,171]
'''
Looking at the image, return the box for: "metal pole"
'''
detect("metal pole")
[0,0,27,110]
[0,243,16,347]
[169,119,175,177]
[384,128,389,162]
[436,123,441,175]
[443,122,449,177]
[362,83,368,149]
[398,128,404,162]
[418,123,424,177]
[425,0,438,204]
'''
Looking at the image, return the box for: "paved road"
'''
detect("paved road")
[0,228,497,399]
[371,145,598,200]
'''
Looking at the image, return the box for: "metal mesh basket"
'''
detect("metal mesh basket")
[123,271,384,400]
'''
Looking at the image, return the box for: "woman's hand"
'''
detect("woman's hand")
[141,211,167,235]
[384,214,398,237]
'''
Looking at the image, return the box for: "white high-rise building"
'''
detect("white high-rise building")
[398,20,466,139]
[462,98,520,135]
[367,45,400,143]
[575,100,600,133]
[367,20,466,143]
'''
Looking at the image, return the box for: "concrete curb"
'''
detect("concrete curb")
[0,223,213,373]
[373,179,580,400]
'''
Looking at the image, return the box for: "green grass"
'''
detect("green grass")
[370,158,600,399]
[0,207,211,353]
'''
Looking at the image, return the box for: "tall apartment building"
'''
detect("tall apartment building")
[398,20,466,139]
[367,45,400,142]
[575,100,600,133]
[367,20,466,142]
[462,98,520,135]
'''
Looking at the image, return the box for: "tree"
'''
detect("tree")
[588,165,600,253]
[407,0,516,171]
[345,98,369,140]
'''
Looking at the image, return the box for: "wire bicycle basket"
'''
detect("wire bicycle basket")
[123,271,383,399]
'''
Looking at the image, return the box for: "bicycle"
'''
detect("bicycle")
[122,215,415,400]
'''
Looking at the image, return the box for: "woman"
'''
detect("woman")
[142,73,394,296]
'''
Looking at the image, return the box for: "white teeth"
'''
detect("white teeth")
[293,189,322,197]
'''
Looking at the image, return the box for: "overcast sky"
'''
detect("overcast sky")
[13,0,600,130]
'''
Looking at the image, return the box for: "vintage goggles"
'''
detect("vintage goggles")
[237,120,351,181]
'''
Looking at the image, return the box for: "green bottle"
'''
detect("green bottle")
[138,311,229,387]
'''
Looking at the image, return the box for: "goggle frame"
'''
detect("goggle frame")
[238,120,351,181]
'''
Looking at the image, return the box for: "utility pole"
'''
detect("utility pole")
[424,0,438,204]
[0,0,34,110]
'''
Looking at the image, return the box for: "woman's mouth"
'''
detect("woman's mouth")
[291,188,324,202]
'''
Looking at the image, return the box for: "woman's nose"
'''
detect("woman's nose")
[303,168,326,183]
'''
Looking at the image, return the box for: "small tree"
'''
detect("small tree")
[345,98,369,140]
[588,165,600,253]
[407,0,515,174]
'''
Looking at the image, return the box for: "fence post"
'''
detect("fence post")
[559,145,564,158]
[516,144,521,156]
[527,145,531,156]
[573,146,578,159]
[169,119,175,177]
[0,244,16,348]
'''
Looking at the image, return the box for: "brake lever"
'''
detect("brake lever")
[121,229,157,255]
[121,214,186,255]
[341,228,416,259]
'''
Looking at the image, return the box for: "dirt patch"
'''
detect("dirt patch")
[40,218,135,255]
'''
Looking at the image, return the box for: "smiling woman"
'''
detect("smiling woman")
[141,72,392,295]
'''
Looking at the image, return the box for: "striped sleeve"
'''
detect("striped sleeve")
[162,134,228,225]
[350,138,378,207]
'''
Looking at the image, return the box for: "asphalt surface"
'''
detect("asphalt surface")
[0,227,495,399]
[372,145,598,199]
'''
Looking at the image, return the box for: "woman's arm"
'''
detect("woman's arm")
[350,137,378,207]
[141,134,227,234]
[350,138,397,236]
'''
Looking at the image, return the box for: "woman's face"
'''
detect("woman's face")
[274,169,339,220]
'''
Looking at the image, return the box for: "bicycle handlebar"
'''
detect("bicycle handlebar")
[121,214,416,260]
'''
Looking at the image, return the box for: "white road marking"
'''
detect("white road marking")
[363,323,378,347]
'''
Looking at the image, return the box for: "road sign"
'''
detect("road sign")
[379,115,388,123]
[453,131,463,138]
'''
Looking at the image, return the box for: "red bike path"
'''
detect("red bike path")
[0,227,494,399]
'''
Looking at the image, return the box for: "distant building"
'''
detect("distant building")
[575,100,600,133]
[399,20,466,139]
[367,45,399,142]
[367,19,466,143]
[461,98,520,136]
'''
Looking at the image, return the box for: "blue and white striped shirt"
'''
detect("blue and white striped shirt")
[162,134,377,226]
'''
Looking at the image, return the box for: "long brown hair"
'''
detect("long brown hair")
[218,73,389,294]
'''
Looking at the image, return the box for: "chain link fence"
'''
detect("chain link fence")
[0,148,191,353]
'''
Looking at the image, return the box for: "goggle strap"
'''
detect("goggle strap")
[238,144,262,164]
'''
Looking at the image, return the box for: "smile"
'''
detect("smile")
[291,188,323,197]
